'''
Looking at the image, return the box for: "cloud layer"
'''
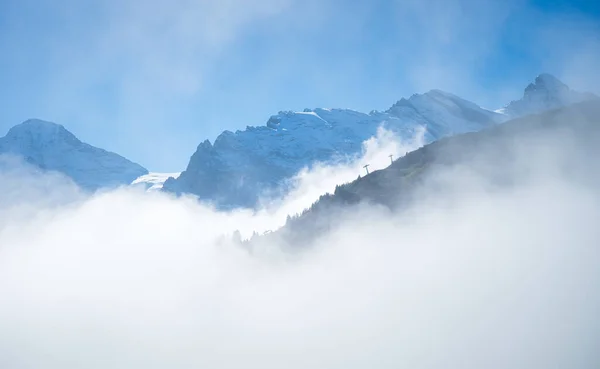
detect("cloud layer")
[0,118,599,368]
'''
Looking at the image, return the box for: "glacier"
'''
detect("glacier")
[0,119,148,191]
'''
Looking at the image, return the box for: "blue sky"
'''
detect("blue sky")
[0,0,599,171]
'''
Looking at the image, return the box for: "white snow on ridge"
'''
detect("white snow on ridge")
[164,89,505,208]
[132,172,181,191]
[164,73,596,209]
[4,74,592,207]
[0,119,148,190]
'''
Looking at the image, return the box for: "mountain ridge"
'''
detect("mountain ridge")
[163,88,507,208]
[2,74,593,200]
[0,119,148,190]
[247,98,600,248]
[163,73,592,209]
[498,73,597,117]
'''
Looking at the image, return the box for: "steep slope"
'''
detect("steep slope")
[164,90,505,209]
[0,119,148,190]
[498,73,596,118]
[386,89,504,137]
[250,99,600,248]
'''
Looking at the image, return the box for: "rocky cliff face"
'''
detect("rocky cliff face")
[164,74,596,209]
[498,73,597,118]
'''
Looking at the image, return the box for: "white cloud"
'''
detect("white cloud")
[255,126,426,229]
[0,116,598,368]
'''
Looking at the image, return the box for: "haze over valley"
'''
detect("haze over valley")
[0,0,599,368]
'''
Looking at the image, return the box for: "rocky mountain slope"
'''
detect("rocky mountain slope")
[164,74,595,209]
[0,119,148,190]
[248,99,600,248]
[4,74,591,201]
[164,90,506,208]
[498,73,596,118]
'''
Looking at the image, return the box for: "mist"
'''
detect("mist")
[254,126,425,231]
[0,115,599,368]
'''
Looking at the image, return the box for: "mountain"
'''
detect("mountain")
[498,73,597,118]
[248,99,600,248]
[165,74,595,210]
[163,90,506,209]
[0,119,148,190]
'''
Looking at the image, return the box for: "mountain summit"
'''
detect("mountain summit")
[5,119,79,143]
[0,119,148,190]
[163,91,505,208]
[498,73,596,118]
[4,74,590,203]
[250,99,600,248]
[164,73,596,209]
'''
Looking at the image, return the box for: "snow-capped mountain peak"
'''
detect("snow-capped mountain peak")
[499,73,597,118]
[386,89,505,138]
[5,119,80,145]
[526,73,568,94]
[164,90,503,208]
[0,119,148,190]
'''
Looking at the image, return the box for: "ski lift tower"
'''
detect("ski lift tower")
[363,164,370,175]
[388,154,394,165]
